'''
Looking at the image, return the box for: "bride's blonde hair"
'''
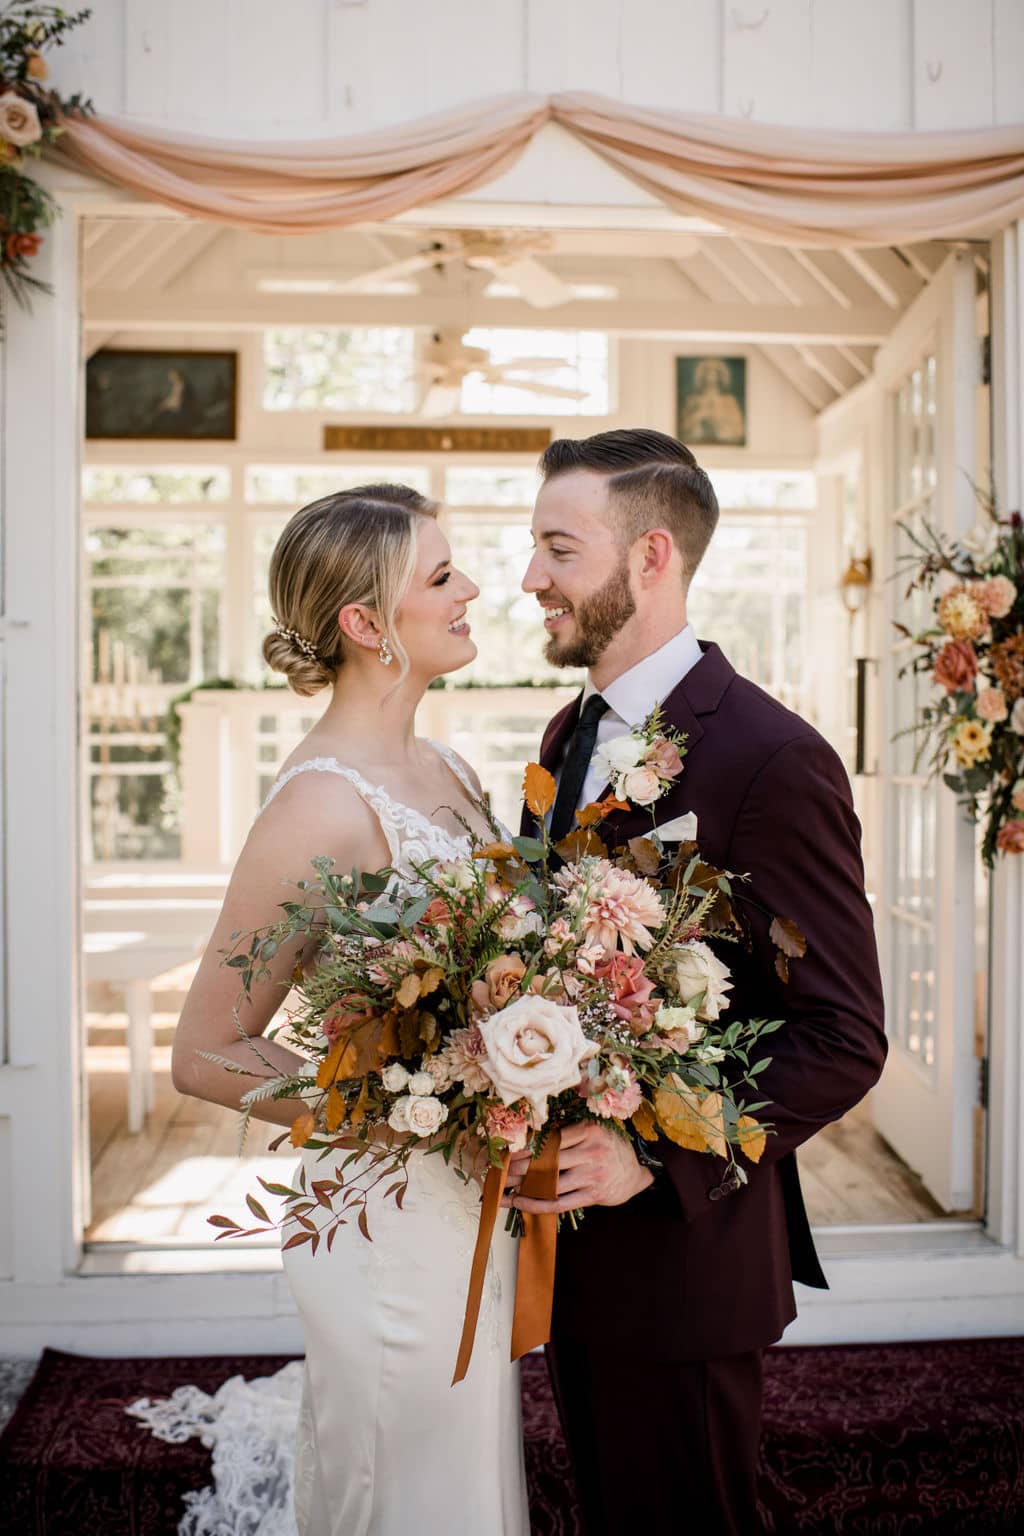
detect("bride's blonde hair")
[263,483,438,697]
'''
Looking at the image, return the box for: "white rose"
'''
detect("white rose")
[621,765,662,805]
[387,1095,412,1132]
[654,1004,705,1046]
[478,994,598,1120]
[381,1062,411,1093]
[407,1070,436,1096]
[593,732,644,784]
[404,1094,446,1135]
[673,941,734,1022]
[695,1042,727,1064]
[1010,697,1024,735]
[0,92,42,148]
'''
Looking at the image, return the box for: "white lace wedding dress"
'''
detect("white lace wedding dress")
[129,745,530,1536]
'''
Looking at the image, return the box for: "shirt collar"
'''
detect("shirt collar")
[582,625,703,727]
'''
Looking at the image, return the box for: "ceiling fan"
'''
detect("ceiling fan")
[331,229,576,309]
[414,327,588,417]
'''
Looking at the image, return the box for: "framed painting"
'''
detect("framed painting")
[675,356,747,447]
[85,349,238,440]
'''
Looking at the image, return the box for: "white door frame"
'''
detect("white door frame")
[2,164,1024,1354]
[868,252,980,1213]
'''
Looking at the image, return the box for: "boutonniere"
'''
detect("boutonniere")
[589,705,689,812]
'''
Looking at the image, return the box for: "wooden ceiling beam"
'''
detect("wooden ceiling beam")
[83,291,896,344]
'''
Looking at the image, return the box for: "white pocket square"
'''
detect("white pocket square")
[655,812,698,842]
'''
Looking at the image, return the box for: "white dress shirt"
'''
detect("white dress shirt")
[574,625,704,808]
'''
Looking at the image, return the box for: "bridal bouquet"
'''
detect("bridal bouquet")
[895,494,1024,865]
[209,731,800,1257]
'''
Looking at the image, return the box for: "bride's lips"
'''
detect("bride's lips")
[447,614,471,638]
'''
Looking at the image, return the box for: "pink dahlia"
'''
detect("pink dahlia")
[580,867,665,955]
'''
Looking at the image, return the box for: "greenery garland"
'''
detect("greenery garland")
[0,3,93,309]
[896,491,1024,867]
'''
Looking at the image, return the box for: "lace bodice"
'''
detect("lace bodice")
[259,740,482,875]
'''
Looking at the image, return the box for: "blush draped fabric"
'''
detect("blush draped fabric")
[54,91,1024,246]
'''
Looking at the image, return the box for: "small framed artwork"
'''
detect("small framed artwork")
[676,356,747,447]
[86,349,238,440]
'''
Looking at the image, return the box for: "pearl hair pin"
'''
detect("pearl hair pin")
[271,616,319,663]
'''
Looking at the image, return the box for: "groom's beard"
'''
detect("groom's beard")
[543,556,637,669]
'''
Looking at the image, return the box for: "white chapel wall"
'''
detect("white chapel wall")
[51,0,1024,139]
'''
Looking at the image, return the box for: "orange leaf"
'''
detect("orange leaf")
[653,1076,726,1158]
[575,801,608,829]
[418,966,445,997]
[316,1036,347,1090]
[631,1099,658,1142]
[325,1084,347,1132]
[737,1115,767,1164]
[473,842,518,860]
[523,762,556,817]
[289,1110,316,1148]
[554,827,608,861]
[770,916,807,960]
[396,971,421,1010]
[627,836,661,876]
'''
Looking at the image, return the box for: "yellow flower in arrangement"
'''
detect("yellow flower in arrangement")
[950,716,994,767]
[938,585,990,641]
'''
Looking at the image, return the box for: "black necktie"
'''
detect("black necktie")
[549,694,610,842]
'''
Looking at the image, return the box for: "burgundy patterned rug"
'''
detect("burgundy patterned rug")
[1,1338,1022,1534]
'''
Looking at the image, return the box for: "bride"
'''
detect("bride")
[170,483,531,1535]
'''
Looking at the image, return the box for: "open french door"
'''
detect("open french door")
[869,251,985,1214]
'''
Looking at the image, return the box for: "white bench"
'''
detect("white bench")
[84,899,220,1133]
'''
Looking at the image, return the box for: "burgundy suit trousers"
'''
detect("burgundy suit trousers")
[546,1335,764,1535]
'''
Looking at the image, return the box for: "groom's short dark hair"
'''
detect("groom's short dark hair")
[539,428,720,581]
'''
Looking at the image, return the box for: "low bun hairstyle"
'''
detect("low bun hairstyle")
[262,483,438,697]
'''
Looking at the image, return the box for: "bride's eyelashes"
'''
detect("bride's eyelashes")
[433,570,451,587]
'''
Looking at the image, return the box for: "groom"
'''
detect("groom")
[506,428,886,1534]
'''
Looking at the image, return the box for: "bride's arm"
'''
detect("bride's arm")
[171,774,389,1127]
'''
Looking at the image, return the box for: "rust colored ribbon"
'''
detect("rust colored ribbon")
[452,1128,561,1385]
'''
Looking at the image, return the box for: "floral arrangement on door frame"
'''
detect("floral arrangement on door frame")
[896,492,1024,867]
[0,2,93,309]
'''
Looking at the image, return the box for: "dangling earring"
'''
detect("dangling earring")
[378,635,393,667]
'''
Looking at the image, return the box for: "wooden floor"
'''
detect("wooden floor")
[85,1013,946,1245]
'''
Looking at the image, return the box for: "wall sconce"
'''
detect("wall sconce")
[840,553,873,615]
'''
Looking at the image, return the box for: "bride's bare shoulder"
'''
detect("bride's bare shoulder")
[241,765,385,877]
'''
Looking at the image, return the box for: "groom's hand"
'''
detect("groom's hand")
[500,1122,654,1214]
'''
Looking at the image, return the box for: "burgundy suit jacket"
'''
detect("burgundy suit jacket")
[524,641,886,1360]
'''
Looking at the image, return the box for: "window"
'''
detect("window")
[82,466,230,503]
[687,515,809,715]
[86,525,225,860]
[444,466,539,506]
[246,464,431,504]
[263,327,418,412]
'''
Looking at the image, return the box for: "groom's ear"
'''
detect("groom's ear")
[337,602,382,652]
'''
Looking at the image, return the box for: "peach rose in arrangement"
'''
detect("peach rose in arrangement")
[478,994,597,1120]
[995,819,1024,854]
[976,687,1009,723]
[975,575,1017,619]
[933,639,979,694]
[0,92,41,147]
[482,953,527,1009]
[1012,782,1024,813]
